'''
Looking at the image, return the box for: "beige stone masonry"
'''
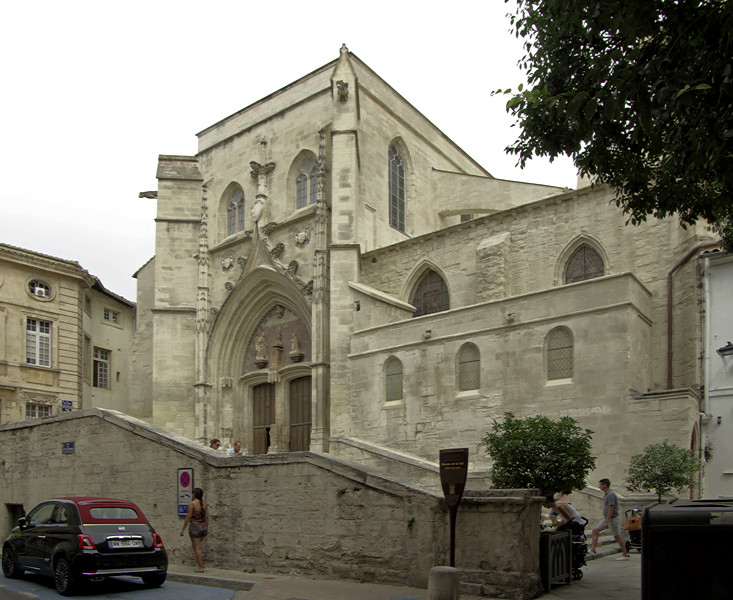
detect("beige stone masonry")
[0,409,545,599]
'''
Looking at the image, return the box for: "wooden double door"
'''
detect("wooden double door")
[252,376,311,454]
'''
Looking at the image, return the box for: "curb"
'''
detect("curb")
[166,571,255,591]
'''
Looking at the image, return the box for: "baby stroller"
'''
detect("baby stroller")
[558,516,589,580]
[624,508,642,553]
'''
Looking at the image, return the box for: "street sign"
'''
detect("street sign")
[439,448,469,567]
[62,441,75,455]
[177,468,193,516]
[440,447,469,506]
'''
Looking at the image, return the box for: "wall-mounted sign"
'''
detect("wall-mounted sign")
[62,441,75,455]
[177,468,193,516]
[61,400,73,413]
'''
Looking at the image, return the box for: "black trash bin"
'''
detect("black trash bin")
[642,498,733,600]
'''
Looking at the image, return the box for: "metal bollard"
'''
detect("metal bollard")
[427,566,459,600]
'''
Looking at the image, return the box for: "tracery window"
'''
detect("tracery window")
[410,269,449,317]
[296,157,318,209]
[227,187,245,236]
[385,356,403,401]
[564,244,604,284]
[547,327,574,380]
[388,145,405,232]
[458,343,480,391]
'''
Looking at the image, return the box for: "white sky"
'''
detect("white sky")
[1,0,576,301]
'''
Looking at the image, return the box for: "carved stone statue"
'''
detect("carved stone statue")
[289,333,304,363]
[254,332,268,368]
[270,325,284,367]
[251,198,264,223]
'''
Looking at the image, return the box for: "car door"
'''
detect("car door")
[37,503,76,573]
[17,502,57,571]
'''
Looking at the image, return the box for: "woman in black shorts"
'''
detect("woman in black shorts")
[180,487,208,572]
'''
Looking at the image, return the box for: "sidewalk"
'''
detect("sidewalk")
[168,549,641,600]
[167,565,430,600]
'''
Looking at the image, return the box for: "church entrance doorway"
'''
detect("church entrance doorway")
[289,376,312,451]
[253,382,275,454]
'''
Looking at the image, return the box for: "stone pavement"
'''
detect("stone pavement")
[168,549,642,600]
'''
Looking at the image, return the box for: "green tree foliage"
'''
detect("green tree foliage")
[482,412,596,498]
[501,0,733,247]
[626,440,698,502]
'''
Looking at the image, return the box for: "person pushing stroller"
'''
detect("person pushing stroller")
[543,495,589,581]
[543,496,585,535]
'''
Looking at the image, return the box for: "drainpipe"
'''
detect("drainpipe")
[667,241,719,389]
[701,253,713,418]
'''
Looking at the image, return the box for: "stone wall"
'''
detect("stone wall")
[0,410,544,599]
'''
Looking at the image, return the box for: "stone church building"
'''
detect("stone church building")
[131,45,716,488]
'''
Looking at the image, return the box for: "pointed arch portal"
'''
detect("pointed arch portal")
[203,266,314,454]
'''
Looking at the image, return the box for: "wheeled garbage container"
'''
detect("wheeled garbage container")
[642,498,733,600]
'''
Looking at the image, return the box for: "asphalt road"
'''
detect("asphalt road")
[0,573,238,600]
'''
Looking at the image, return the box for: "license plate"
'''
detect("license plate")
[108,539,143,549]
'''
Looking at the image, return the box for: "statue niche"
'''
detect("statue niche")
[243,306,311,375]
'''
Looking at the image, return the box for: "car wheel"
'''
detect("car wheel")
[54,557,77,596]
[141,571,167,587]
[2,546,22,578]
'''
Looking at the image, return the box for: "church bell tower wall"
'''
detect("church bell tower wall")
[150,155,203,438]
[328,244,361,437]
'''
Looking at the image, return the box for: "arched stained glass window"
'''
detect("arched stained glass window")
[227,188,245,236]
[547,327,573,380]
[388,145,405,232]
[296,172,308,209]
[458,343,480,391]
[564,244,604,284]
[385,356,403,401]
[410,269,449,317]
[296,157,318,209]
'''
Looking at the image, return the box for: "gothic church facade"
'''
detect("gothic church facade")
[132,46,715,487]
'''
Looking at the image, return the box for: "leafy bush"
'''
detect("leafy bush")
[482,412,596,498]
[626,440,698,502]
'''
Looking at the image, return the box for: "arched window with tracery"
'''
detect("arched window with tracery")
[388,145,405,232]
[457,343,480,391]
[385,356,403,401]
[564,244,604,284]
[226,187,245,236]
[546,327,574,380]
[296,156,318,209]
[410,269,449,317]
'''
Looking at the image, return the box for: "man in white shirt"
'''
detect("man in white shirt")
[226,440,245,456]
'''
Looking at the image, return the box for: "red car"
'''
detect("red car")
[2,497,168,595]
